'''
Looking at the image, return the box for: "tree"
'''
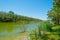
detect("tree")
[7,11,14,21]
[0,11,7,21]
[48,0,60,25]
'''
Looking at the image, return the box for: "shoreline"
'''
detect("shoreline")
[0,32,30,40]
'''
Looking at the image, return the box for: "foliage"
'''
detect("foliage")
[48,0,60,25]
[29,21,60,40]
[0,11,41,22]
[29,21,53,40]
[52,25,60,32]
[39,21,53,32]
[29,0,60,40]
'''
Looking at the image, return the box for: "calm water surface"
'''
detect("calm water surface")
[0,22,40,37]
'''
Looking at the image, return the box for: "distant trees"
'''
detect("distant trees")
[0,11,15,22]
[48,0,60,25]
[0,11,41,22]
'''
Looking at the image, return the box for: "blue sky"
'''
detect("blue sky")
[0,0,53,20]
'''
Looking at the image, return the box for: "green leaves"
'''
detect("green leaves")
[48,0,60,25]
[0,11,41,22]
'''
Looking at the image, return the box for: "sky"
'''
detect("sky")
[0,0,53,20]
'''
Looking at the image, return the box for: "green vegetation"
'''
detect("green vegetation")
[0,0,60,40]
[29,0,60,40]
[30,21,60,40]
[0,11,41,22]
[39,21,53,32]
[48,0,60,25]
[29,21,52,40]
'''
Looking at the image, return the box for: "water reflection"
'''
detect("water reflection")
[0,22,40,37]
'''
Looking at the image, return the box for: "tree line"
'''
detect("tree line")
[0,11,41,22]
